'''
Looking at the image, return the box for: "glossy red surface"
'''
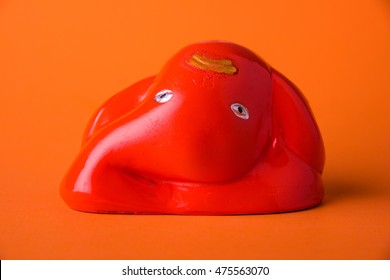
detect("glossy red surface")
[61,41,325,214]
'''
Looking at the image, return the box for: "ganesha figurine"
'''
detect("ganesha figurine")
[61,41,325,214]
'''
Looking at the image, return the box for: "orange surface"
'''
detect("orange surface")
[1,0,390,259]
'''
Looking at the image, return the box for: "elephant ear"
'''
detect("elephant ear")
[82,76,155,145]
[271,69,325,174]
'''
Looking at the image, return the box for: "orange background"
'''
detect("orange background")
[1,0,390,259]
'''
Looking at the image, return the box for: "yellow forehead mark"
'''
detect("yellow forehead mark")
[189,53,237,75]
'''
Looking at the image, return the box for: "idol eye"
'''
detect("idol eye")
[231,103,249,119]
[154,89,173,103]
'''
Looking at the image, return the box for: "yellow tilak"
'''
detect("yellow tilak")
[189,53,237,75]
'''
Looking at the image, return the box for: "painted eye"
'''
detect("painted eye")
[231,103,249,119]
[154,89,173,103]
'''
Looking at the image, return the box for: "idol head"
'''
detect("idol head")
[61,41,325,214]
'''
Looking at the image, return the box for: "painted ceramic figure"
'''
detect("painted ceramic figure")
[61,41,325,214]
